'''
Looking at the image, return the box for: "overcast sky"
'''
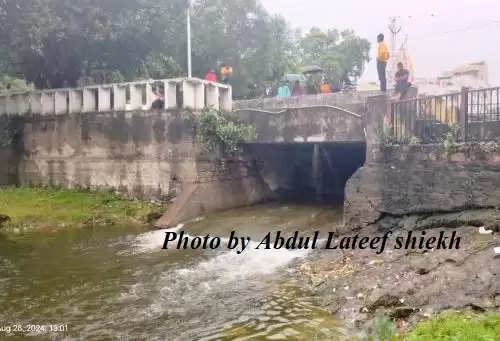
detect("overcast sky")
[260,0,500,85]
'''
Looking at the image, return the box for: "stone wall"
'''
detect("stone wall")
[14,111,197,200]
[344,143,500,229]
[0,148,19,185]
[1,111,272,221]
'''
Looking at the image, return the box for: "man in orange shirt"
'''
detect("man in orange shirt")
[220,64,233,85]
[376,33,390,92]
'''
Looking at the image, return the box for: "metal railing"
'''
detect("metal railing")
[0,78,232,116]
[390,87,500,144]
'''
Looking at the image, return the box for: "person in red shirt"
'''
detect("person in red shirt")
[204,69,217,82]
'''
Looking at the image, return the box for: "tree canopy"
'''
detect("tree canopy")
[0,0,370,97]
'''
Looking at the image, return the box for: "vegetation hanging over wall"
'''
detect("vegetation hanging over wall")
[195,109,256,156]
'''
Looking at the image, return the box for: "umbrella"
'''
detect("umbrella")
[301,65,324,74]
[280,74,306,84]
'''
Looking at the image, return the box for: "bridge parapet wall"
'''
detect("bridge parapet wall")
[237,106,364,144]
[0,78,232,116]
[234,91,381,113]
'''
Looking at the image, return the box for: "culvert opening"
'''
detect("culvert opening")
[246,142,366,204]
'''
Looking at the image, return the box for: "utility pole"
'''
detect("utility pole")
[186,0,192,78]
[388,17,402,86]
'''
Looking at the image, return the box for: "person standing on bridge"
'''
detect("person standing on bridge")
[292,80,304,96]
[277,81,291,97]
[320,79,331,94]
[204,69,217,82]
[376,33,390,92]
[220,64,233,85]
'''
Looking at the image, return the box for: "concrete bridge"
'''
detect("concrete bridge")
[233,92,382,144]
[0,77,385,227]
[0,78,232,115]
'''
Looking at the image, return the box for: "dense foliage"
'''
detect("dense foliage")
[195,109,256,156]
[0,0,370,97]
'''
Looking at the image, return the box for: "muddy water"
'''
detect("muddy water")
[0,203,344,340]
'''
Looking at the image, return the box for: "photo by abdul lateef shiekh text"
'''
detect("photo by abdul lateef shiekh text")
[161,230,461,255]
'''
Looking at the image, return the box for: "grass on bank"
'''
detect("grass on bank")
[402,312,500,341]
[0,186,164,231]
[365,311,500,341]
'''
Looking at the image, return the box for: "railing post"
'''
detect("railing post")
[82,88,96,113]
[29,93,43,114]
[98,86,112,112]
[459,87,469,142]
[69,90,83,113]
[41,92,56,115]
[219,86,232,112]
[113,85,127,111]
[182,79,204,110]
[54,91,67,115]
[385,100,392,135]
[205,83,220,110]
[14,94,29,115]
[0,96,6,116]
[145,83,154,110]
[6,95,17,115]
[129,84,143,110]
[164,80,178,109]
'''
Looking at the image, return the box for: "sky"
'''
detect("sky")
[260,0,500,85]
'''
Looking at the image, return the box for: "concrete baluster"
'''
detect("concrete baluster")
[194,81,205,110]
[0,96,6,116]
[219,86,232,112]
[69,90,83,113]
[54,91,68,115]
[129,84,143,110]
[182,80,195,109]
[205,83,220,110]
[30,93,43,114]
[82,88,96,113]
[98,86,112,112]
[145,83,154,110]
[41,92,55,115]
[6,95,17,115]
[182,79,205,110]
[164,80,177,109]
[14,94,29,115]
[113,85,127,111]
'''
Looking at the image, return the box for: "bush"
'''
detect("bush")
[195,109,256,156]
[443,124,460,153]
[137,52,183,80]
[0,75,33,92]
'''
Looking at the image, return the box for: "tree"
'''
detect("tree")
[298,27,370,82]
[0,0,371,97]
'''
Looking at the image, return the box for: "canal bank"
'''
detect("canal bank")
[0,186,163,233]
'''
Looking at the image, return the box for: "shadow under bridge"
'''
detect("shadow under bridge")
[237,105,366,204]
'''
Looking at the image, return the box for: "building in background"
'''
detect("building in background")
[437,61,489,89]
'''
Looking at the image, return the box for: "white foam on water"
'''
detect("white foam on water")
[124,224,184,255]
[118,231,313,329]
[177,240,311,281]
